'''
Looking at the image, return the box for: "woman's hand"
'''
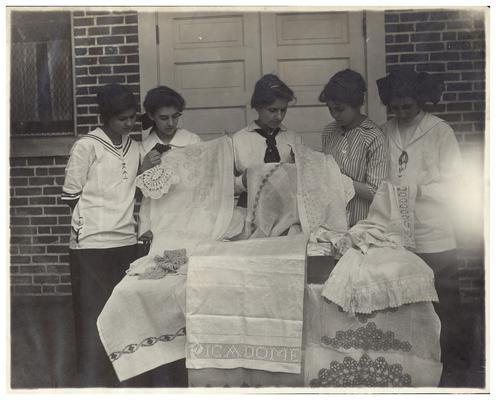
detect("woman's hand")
[345,175,374,202]
[141,149,161,172]
[242,169,248,188]
[138,230,153,242]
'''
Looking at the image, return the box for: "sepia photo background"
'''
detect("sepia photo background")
[4,1,490,394]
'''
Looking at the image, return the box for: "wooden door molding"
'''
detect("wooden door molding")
[364,10,387,127]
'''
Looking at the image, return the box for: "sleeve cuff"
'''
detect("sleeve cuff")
[61,191,81,201]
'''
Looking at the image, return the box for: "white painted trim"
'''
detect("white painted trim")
[11,137,78,157]
[138,11,159,129]
[365,10,387,127]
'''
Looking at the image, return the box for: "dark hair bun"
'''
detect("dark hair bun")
[376,67,444,106]
[250,74,295,109]
[143,86,186,115]
[318,69,366,107]
[97,84,137,122]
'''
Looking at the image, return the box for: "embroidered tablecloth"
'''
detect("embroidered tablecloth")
[97,272,187,382]
[188,284,442,388]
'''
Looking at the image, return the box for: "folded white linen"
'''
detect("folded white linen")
[321,182,437,314]
[97,274,187,382]
[185,235,308,374]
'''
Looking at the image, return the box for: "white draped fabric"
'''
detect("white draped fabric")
[186,235,308,374]
[97,142,442,387]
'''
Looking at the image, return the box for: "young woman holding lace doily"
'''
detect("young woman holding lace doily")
[137,86,202,246]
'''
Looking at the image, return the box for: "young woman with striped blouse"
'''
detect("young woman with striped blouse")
[320,69,389,227]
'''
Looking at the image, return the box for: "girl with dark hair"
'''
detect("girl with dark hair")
[232,74,302,199]
[320,69,389,226]
[140,86,201,172]
[376,67,465,385]
[137,86,202,246]
[61,84,142,387]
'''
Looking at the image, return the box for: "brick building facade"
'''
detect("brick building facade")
[9,8,487,302]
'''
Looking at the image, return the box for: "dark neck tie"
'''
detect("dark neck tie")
[254,127,281,163]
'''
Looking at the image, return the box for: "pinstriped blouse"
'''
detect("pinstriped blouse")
[322,118,389,226]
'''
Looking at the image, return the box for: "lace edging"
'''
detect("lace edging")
[135,165,180,199]
[322,275,439,314]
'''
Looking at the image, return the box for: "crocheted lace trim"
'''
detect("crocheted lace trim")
[136,165,180,199]
[322,274,438,315]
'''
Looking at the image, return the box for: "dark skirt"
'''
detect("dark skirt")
[417,250,470,386]
[69,244,138,387]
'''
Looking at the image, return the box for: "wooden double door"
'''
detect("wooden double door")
[139,10,384,149]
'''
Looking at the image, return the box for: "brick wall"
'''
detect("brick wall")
[385,9,485,146]
[384,8,486,304]
[10,156,72,295]
[72,10,141,135]
[10,10,141,296]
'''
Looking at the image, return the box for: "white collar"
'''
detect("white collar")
[245,121,288,133]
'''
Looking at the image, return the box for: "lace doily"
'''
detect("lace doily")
[139,248,188,280]
[136,165,180,199]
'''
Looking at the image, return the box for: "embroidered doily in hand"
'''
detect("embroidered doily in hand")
[139,248,188,280]
[136,165,180,199]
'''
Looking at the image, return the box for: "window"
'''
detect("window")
[10,11,74,136]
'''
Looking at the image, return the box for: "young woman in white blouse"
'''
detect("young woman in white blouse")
[61,84,143,387]
[137,86,202,245]
[232,74,302,205]
[139,86,201,170]
[376,68,466,386]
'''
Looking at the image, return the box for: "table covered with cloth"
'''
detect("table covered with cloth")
[97,138,442,387]
[97,237,442,387]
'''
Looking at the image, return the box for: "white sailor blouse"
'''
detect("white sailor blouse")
[382,112,463,253]
[61,128,141,249]
[232,122,303,195]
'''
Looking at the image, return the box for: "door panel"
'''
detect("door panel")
[153,10,368,149]
[157,12,261,137]
[261,11,366,149]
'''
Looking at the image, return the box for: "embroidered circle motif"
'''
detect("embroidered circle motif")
[321,322,412,352]
[109,327,186,362]
[309,354,412,387]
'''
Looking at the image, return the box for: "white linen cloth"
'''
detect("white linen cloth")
[229,144,354,241]
[293,144,354,235]
[136,135,234,248]
[187,284,442,388]
[321,182,438,314]
[186,235,308,374]
[97,136,235,381]
[97,273,187,382]
[304,284,442,387]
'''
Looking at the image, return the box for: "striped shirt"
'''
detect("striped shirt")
[322,118,389,226]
